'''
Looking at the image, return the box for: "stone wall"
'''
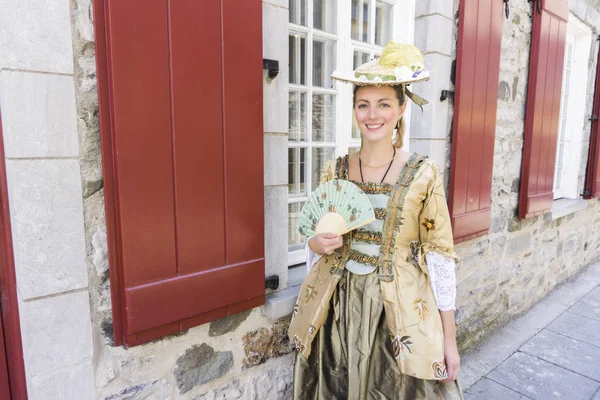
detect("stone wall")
[451,0,600,352]
[69,0,296,398]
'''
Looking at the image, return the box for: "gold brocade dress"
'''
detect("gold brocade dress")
[292,157,463,400]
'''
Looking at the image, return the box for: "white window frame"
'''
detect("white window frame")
[553,13,592,200]
[288,0,416,266]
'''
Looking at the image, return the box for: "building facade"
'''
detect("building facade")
[0,0,598,399]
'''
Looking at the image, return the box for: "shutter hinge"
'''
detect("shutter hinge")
[263,58,279,79]
[590,114,599,122]
[582,190,592,197]
[265,275,279,291]
[504,0,510,20]
[440,90,455,102]
[528,0,541,14]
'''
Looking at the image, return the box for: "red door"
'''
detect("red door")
[0,321,11,398]
[0,111,28,399]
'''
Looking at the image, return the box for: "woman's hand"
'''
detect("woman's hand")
[308,233,343,255]
[441,336,460,383]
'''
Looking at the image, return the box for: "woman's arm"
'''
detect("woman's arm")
[440,310,460,382]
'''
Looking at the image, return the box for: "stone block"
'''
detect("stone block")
[488,352,599,400]
[264,135,287,186]
[521,329,600,381]
[0,0,74,73]
[19,291,93,377]
[585,287,600,302]
[106,378,173,400]
[569,298,600,321]
[264,186,289,290]
[409,53,452,140]
[242,318,293,368]
[409,139,447,171]
[6,159,87,299]
[464,378,529,400]
[414,15,453,56]
[506,233,531,254]
[209,309,252,337]
[0,71,79,158]
[27,361,94,400]
[174,344,233,394]
[547,311,600,347]
[262,2,289,134]
[415,0,454,19]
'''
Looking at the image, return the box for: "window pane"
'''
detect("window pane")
[351,0,370,42]
[312,94,336,142]
[289,91,308,141]
[289,33,306,85]
[557,143,565,168]
[288,202,305,248]
[313,0,336,32]
[312,147,335,190]
[375,2,392,46]
[556,166,563,190]
[312,38,336,88]
[353,50,370,69]
[289,0,307,26]
[289,147,307,196]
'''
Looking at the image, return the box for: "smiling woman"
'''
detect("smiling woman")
[289,42,464,400]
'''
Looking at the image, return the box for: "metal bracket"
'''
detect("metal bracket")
[440,90,455,102]
[504,0,510,19]
[590,114,599,122]
[536,0,542,14]
[265,275,280,291]
[263,58,279,79]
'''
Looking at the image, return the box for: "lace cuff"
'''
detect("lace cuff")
[425,251,457,311]
[305,237,323,272]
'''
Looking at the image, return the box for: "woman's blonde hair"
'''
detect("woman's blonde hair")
[353,85,407,148]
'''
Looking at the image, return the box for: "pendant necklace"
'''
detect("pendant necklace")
[359,147,396,183]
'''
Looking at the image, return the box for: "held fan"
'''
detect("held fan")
[297,180,376,237]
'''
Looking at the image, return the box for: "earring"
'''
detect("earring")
[395,119,401,130]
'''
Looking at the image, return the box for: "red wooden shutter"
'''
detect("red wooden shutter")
[585,45,600,199]
[518,0,569,218]
[448,0,503,243]
[94,0,264,346]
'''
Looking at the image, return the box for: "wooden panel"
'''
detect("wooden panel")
[222,0,264,264]
[125,260,264,334]
[96,0,265,347]
[585,46,600,199]
[107,0,177,286]
[0,111,28,398]
[170,0,226,274]
[449,0,503,243]
[518,1,568,218]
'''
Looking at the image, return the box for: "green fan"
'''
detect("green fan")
[297,180,376,237]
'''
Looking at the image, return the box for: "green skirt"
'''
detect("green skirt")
[293,269,463,400]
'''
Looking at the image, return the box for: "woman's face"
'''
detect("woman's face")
[354,86,406,144]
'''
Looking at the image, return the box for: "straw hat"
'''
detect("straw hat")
[332,41,430,108]
[332,42,430,86]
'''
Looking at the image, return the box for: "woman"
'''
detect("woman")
[289,42,463,399]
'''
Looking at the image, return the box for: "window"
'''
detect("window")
[553,14,592,199]
[287,0,415,265]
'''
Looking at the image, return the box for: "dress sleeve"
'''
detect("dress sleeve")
[417,161,459,263]
[417,161,459,311]
[425,252,456,311]
[305,237,323,273]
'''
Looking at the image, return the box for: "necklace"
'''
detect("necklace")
[359,149,396,168]
[359,147,396,183]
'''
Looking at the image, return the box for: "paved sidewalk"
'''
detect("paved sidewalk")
[461,261,600,400]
